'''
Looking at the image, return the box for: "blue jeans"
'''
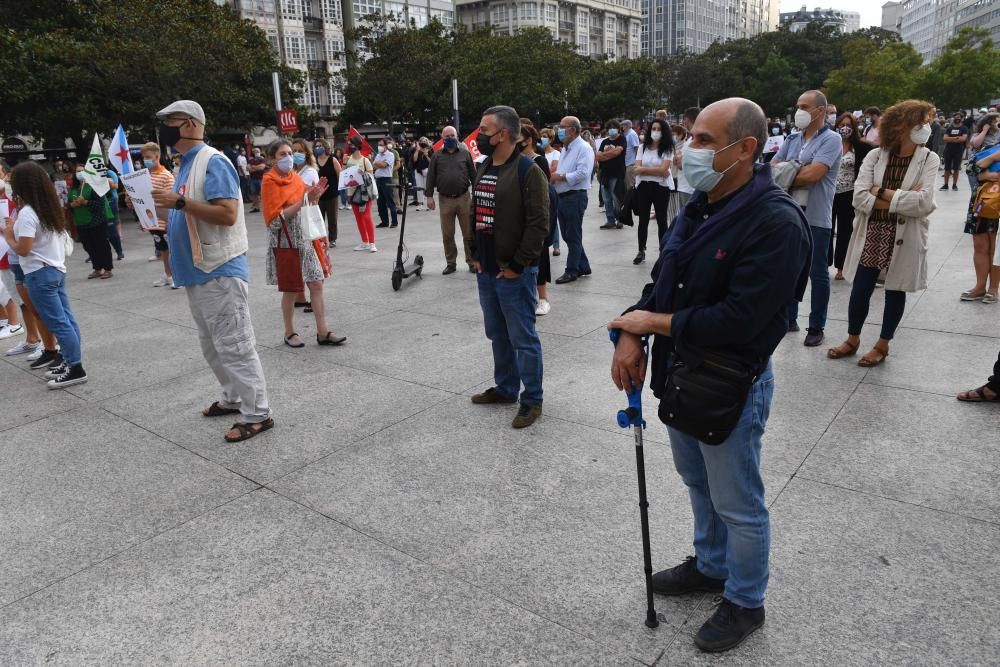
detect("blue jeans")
[376,177,398,226]
[24,265,82,366]
[557,190,590,276]
[668,360,774,609]
[787,225,831,330]
[476,266,543,405]
[601,176,621,226]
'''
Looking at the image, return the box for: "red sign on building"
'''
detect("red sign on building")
[278,108,299,134]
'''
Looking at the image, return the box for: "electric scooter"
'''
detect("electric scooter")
[391,179,423,291]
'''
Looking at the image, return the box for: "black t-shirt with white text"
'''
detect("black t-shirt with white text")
[474,165,500,274]
[945,124,969,155]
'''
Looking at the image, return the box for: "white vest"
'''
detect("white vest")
[184,145,249,273]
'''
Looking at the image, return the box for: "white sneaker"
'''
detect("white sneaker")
[535,299,551,316]
[169,278,180,289]
[152,276,170,287]
[353,243,370,251]
[6,340,39,356]
[27,344,56,362]
[147,255,159,262]
[0,324,22,339]
[368,245,378,253]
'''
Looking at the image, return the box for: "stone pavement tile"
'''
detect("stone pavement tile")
[0,490,636,665]
[101,347,452,484]
[0,407,256,607]
[273,396,794,662]
[859,325,999,396]
[771,331,870,383]
[658,478,1000,665]
[61,315,210,402]
[899,287,1000,339]
[0,357,86,432]
[552,263,652,299]
[309,308,573,393]
[78,287,196,332]
[798,383,1000,522]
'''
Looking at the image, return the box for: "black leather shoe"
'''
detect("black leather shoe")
[471,387,517,404]
[442,265,456,275]
[652,556,725,596]
[803,328,824,347]
[555,272,577,284]
[599,223,617,230]
[694,597,765,653]
[579,269,592,277]
[633,251,645,265]
[376,223,389,228]
[787,320,800,333]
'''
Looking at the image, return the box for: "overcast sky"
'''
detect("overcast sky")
[780,0,882,29]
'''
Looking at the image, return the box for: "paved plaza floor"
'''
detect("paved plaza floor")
[2,177,998,665]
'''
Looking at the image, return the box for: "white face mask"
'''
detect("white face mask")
[794,109,815,131]
[910,124,932,145]
[682,139,743,193]
[650,130,662,142]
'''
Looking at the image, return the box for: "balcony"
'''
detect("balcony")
[307,59,329,70]
[559,19,574,30]
[302,15,323,30]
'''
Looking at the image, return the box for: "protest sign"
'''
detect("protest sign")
[123,169,162,230]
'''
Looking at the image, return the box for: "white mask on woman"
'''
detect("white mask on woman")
[650,130,662,142]
[910,124,932,145]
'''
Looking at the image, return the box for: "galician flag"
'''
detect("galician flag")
[108,125,133,175]
[80,134,110,197]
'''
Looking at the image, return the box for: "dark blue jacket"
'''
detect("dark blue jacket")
[630,165,812,399]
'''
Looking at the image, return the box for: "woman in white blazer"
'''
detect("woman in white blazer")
[828,100,938,367]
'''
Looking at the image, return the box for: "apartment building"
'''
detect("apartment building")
[641,0,779,57]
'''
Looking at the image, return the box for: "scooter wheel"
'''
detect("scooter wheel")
[391,270,402,291]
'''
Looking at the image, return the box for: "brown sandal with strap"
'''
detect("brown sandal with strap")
[202,401,241,418]
[957,385,1000,402]
[224,418,275,443]
[827,340,859,359]
[858,344,890,368]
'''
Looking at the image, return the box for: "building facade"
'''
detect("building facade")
[639,0,778,57]
[778,6,861,33]
[454,0,642,60]
[955,0,1000,43]
[881,1,901,33]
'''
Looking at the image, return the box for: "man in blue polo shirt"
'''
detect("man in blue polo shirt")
[151,100,272,443]
[623,119,640,189]
[772,89,841,347]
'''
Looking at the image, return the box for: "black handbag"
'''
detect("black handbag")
[658,348,760,445]
[617,186,637,227]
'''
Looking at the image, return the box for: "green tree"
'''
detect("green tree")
[0,0,305,149]
[824,38,923,111]
[571,57,661,121]
[919,27,1000,111]
[747,53,799,117]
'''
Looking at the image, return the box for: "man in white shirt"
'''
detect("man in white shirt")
[552,116,596,284]
[673,107,700,208]
[236,149,250,203]
[373,138,398,228]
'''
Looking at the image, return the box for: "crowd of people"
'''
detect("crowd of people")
[2,90,1000,654]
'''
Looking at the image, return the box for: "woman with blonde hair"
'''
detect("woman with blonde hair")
[827,100,938,367]
[262,139,345,348]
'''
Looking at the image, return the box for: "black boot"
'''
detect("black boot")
[633,250,645,265]
[652,556,725,596]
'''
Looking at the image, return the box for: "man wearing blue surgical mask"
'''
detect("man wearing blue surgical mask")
[551,115,596,284]
[596,119,626,230]
[608,97,811,654]
[425,126,478,274]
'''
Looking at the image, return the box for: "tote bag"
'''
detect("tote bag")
[300,195,326,241]
[273,218,304,293]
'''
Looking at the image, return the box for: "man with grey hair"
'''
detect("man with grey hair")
[151,100,273,443]
[609,97,811,653]
[469,105,549,429]
[773,89,842,347]
[552,115,596,284]
[425,125,477,274]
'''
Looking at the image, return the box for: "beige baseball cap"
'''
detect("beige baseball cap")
[156,100,206,125]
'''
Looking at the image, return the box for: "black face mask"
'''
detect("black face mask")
[477,132,497,157]
[158,122,182,148]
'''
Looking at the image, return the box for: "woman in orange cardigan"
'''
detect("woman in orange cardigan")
[262,139,346,347]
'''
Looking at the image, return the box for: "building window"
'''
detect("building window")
[410,4,428,27]
[281,0,301,21]
[284,35,305,63]
[320,0,341,23]
[325,36,345,66]
[577,11,589,29]
[577,35,589,54]
[431,9,454,26]
[491,3,509,24]
[248,0,276,19]
[353,0,379,18]
[520,2,537,21]
[606,15,615,32]
[267,33,280,57]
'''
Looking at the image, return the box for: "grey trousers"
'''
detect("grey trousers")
[186,276,271,423]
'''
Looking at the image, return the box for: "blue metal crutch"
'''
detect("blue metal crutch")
[609,329,658,629]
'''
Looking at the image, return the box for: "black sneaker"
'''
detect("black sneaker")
[952,185,959,191]
[512,403,542,428]
[599,223,617,230]
[939,184,949,191]
[47,363,88,390]
[652,556,726,596]
[471,387,517,405]
[29,350,61,370]
[787,320,800,333]
[694,597,765,653]
[803,328,825,347]
[44,362,68,380]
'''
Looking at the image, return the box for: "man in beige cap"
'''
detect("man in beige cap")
[151,100,273,443]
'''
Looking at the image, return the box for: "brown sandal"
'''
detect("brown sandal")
[956,385,1000,402]
[224,418,274,443]
[202,401,241,418]
[858,344,890,368]
[827,340,859,359]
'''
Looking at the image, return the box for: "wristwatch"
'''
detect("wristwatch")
[174,196,186,210]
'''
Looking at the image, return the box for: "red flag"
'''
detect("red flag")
[348,126,373,157]
[463,129,481,160]
[432,137,444,151]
